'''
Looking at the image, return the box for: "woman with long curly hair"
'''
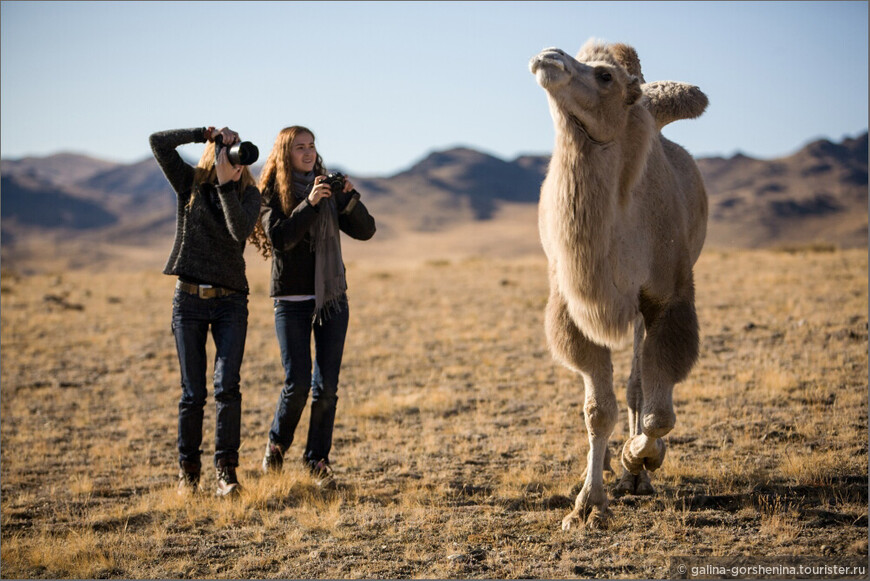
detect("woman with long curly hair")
[149,126,261,497]
[251,126,375,488]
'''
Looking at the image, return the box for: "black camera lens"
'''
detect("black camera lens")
[228,142,259,166]
[214,135,259,166]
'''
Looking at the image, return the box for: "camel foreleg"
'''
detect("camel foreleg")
[563,365,618,530]
[621,296,699,478]
[545,289,617,530]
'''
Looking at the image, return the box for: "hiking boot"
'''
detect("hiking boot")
[309,459,336,490]
[177,461,201,496]
[215,460,241,497]
[261,441,285,474]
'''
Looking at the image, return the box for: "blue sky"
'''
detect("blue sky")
[1,1,867,177]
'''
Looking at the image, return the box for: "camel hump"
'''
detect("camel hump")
[642,81,709,130]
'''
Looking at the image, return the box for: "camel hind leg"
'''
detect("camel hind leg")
[545,289,617,530]
[622,288,699,477]
[614,318,656,496]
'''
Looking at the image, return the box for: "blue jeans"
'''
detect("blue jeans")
[268,297,349,464]
[171,288,248,468]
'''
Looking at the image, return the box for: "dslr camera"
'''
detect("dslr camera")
[214,134,259,166]
[322,172,347,193]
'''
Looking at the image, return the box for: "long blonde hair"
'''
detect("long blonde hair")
[191,140,257,203]
[188,141,260,251]
[251,126,326,258]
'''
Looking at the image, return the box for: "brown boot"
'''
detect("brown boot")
[262,441,285,474]
[309,459,336,490]
[215,459,241,497]
[177,461,201,496]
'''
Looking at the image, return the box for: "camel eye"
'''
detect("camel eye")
[596,70,613,83]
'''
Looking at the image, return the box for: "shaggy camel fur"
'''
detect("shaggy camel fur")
[530,39,708,530]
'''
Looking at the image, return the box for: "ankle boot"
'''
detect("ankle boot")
[215,459,241,497]
[177,460,201,496]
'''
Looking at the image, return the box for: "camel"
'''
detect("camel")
[529,39,709,530]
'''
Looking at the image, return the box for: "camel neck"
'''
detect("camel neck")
[552,134,619,226]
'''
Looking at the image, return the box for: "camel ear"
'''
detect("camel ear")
[625,76,642,106]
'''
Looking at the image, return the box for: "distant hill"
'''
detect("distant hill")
[1,174,118,233]
[0,152,119,186]
[80,157,173,204]
[1,132,866,271]
[697,132,868,248]
[352,147,548,233]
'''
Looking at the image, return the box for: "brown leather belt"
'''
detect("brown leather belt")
[176,280,238,299]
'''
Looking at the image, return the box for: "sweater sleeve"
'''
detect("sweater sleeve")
[261,189,321,252]
[216,181,262,242]
[148,128,206,198]
[338,190,377,241]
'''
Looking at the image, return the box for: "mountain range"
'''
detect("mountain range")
[1,131,867,271]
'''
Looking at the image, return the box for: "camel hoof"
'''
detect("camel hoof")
[585,505,612,529]
[621,440,644,475]
[613,472,637,497]
[562,505,612,530]
[643,439,667,472]
[561,513,578,531]
[635,476,656,496]
[621,437,667,474]
[613,471,657,496]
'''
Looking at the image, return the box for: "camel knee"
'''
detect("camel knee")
[640,380,675,438]
[584,397,617,436]
[642,410,675,439]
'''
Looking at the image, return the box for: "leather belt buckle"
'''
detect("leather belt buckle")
[176,279,232,299]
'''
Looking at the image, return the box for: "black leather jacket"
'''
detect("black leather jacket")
[261,185,376,297]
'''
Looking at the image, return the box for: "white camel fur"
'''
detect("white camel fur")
[530,39,709,530]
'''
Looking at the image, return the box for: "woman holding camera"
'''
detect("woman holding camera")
[250,126,375,488]
[149,126,261,497]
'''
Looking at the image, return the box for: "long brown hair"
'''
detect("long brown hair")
[251,126,326,258]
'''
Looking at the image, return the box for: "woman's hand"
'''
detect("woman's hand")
[216,147,243,185]
[211,126,242,185]
[342,178,355,193]
[209,126,240,145]
[307,175,333,206]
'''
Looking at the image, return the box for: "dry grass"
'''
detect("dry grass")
[1,246,867,579]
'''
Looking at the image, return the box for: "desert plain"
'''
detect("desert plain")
[0,234,867,578]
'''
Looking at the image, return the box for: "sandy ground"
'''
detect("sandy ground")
[1,245,867,579]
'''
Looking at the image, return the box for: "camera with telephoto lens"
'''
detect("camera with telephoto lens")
[214,134,259,166]
[322,172,347,193]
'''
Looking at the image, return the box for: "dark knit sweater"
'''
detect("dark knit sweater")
[261,183,376,297]
[149,128,261,293]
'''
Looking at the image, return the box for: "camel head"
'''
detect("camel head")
[530,39,644,146]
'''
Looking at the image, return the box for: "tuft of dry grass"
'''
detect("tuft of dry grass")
[1,247,867,578]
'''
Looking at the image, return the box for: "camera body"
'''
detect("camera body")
[214,134,259,166]
[322,172,347,194]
